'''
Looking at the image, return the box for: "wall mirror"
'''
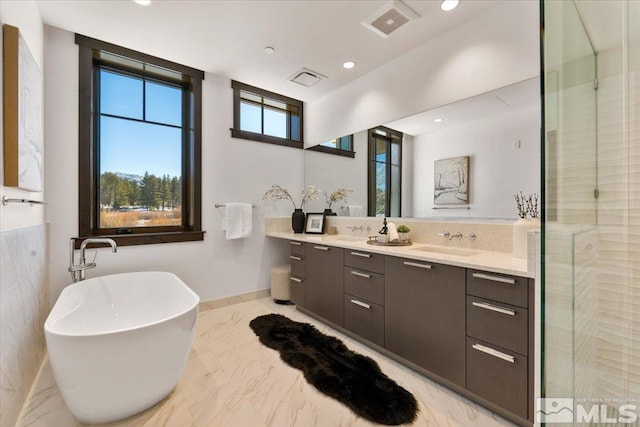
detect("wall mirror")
[304,77,541,219]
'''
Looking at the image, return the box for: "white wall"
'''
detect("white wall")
[0,4,49,427]
[412,103,540,219]
[304,130,414,217]
[0,0,45,231]
[44,26,304,304]
[304,130,368,214]
[305,0,540,146]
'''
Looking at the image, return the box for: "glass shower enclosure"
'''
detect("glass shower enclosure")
[543,0,639,425]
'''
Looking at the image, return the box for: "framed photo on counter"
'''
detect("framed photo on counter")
[305,213,326,234]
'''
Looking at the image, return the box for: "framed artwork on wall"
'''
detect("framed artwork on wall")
[434,156,469,205]
[3,24,43,192]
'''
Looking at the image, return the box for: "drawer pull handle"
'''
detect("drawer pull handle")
[350,299,371,309]
[290,241,303,246]
[350,251,371,258]
[472,343,515,363]
[290,277,303,283]
[472,272,516,285]
[351,271,371,279]
[290,255,302,261]
[404,261,432,269]
[314,246,330,251]
[472,301,516,316]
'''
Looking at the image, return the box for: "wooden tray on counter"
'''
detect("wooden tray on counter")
[367,236,413,246]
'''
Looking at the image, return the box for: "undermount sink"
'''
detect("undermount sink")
[413,245,480,257]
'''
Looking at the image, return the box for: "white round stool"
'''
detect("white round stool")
[271,264,291,304]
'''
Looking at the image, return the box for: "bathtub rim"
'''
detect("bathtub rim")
[45,271,200,338]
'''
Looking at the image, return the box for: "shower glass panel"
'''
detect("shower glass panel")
[543,0,597,425]
[544,0,640,425]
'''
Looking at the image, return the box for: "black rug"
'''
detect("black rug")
[249,314,418,425]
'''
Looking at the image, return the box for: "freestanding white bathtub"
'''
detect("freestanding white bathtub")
[45,271,199,424]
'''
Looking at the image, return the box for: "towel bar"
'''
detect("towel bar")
[2,196,47,206]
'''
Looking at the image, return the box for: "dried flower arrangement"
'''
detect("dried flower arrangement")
[262,184,321,210]
[324,188,351,209]
[514,191,539,219]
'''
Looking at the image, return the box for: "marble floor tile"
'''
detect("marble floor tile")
[17,298,516,427]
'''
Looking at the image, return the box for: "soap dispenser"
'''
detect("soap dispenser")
[378,218,389,243]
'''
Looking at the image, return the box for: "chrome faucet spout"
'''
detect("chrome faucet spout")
[69,238,118,283]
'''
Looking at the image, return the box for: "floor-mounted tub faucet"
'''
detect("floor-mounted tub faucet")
[69,238,118,283]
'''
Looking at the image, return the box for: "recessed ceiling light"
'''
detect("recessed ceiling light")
[134,0,151,5]
[440,0,459,11]
[343,61,356,69]
[264,46,275,54]
[434,118,444,123]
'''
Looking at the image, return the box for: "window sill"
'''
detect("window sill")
[306,144,355,158]
[231,129,303,149]
[74,231,205,248]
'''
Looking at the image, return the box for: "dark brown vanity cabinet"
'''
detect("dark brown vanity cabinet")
[384,256,466,387]
[288,239,535,426]
[289,241,306,307]
[305,244,344,326]
[343,250,385,347]
[466,270,533,422]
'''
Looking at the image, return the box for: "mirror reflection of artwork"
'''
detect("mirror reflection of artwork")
[434,156,469,205]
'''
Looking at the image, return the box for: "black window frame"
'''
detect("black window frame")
[306,135,355,158]
[76,34,205,247]
[368,126,403,217]
[230,80,304,149]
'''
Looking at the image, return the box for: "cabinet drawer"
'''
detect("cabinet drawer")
[289,276,305,308]
[289,240,306,256]
[290,254,305,278]
[344,294,384,347]
[466,296,528,355]
[344,250,384,274]
[466,338,528,419]
[466,270,528,308]
[344,267,384,306]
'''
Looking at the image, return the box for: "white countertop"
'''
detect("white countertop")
[267,231,533,278]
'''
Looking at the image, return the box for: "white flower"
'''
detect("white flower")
[263,184,321,209]
[324,188,351,208]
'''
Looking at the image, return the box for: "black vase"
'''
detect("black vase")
[323,208,337,216]
[292,209,305,233]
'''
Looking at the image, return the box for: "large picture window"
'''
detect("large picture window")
[368,126,402,217]
[231,80,303,149]
[76,35,204,246]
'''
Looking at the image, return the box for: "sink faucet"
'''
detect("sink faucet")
[436,231,463,240]
[69,238,118,283]
[347,225,371,232]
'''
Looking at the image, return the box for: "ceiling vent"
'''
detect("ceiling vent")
[362,0,419,38]
[289,68,326,87]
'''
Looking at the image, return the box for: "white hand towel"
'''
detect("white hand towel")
[223,203,253,239]
[347,205,364,217]
[387,222,400,242]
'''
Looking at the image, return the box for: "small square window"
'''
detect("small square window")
[231,80,304,149]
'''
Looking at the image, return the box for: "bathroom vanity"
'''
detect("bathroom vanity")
[269,229,535,427]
